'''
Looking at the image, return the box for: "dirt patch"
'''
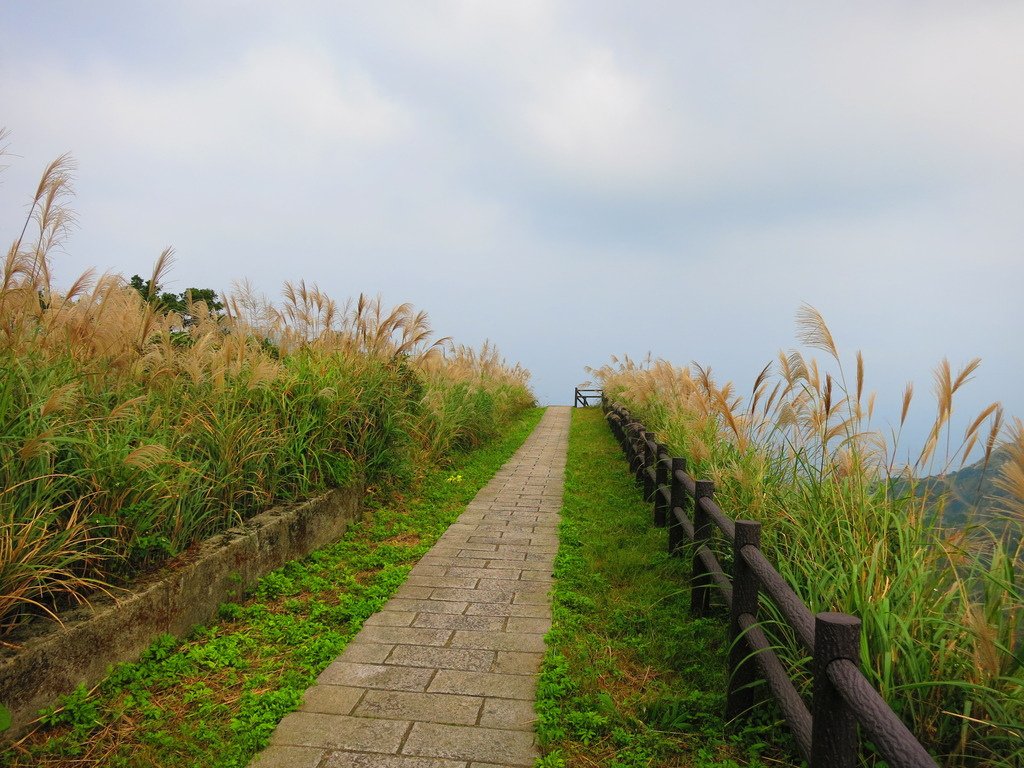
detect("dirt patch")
[381,533,421,548]
[353,569,382,585]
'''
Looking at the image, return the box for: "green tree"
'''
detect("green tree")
[129,274,223,325]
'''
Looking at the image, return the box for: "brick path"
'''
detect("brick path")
[250,406,570,768]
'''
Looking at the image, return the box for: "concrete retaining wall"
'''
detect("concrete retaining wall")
[0,486,362,737]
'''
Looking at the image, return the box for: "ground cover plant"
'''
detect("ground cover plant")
[588,306,1024,766]
[0,136,535,636]
[535,407,796,768]
[1,406,543,767]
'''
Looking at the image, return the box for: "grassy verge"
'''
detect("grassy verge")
[1,137,535,636]
[592,318,1023,764]
[2,407,544,768]
[535,407,797,768]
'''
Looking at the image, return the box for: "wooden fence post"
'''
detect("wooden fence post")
[726,520,762,721]
[690,480,715,617]
[634,429,649,492]
[627,423,642,482]
[654,443,668,527]
[668,457,687,555]
[811,613,861,768]
[642,433,657,501]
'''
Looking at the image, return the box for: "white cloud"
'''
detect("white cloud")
[6,44,409,172]
[520,48,685,188]
[1,1,1021,419]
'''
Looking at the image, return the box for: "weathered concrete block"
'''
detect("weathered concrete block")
[401,721,537,765]
[354,690,482,725]
[0,486,362,737]
[269,712,408,751]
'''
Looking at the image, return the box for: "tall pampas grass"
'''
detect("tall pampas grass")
[591,305,1021,766]
[0,136,535,637]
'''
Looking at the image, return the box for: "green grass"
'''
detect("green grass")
[534,408,797,768]
[2,407,544,768]
[0,149,536,635]
[597,348,1024,765]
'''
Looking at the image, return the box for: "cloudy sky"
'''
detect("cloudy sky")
[2,1,1021,458]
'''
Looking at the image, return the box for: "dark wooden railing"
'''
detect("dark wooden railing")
[574,387,603,407]
[604,401,938,768]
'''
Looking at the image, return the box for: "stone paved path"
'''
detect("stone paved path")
[250,406,570,768]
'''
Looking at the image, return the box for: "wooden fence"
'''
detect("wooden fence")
[604,401,938,768]
[574,387,603,407]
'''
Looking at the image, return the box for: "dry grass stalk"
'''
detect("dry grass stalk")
[591,306,1022,764]
[1,136,536,639]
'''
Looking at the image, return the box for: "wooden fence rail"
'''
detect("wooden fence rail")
[574,387,603,407]
[603,400,938,768]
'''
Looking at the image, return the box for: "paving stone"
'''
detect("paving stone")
[450,631,546,653]
[473,577,532,591]
[318,662,435,692]
[435,542,497,553]
[339,643,395,664]
[359,625,453,646]
[435,531,476,542]
[510,589,551,605]
[492,652,544,675]
[412,613,506,631]
[505,579,553,592]
[524,553,554,564]
[401,722,536,766]
[394,584,435,599]
[428,670,536,699]
[385,645,496,672]
[249,745,325,768]
[321,755,466,768]
[405,575,480,589]
[465,603,550,618]
[355,690,483,725]
[447,566,521,580]
[425,556,489,569]
[430,587,514,604]
[504,617,551,634]
[470,550,528,562]
[484,560,527,570]
[491,544,528,557]
[269,712,409,751]
[505,544,556,554]
[468,535,525,545]
[479,698,538,731]
[385,598,469,615]
[364,611,416,627]
[300,685,364,715]
[409,564,449,578]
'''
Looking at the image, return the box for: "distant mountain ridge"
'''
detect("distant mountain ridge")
[901,449,1017,530]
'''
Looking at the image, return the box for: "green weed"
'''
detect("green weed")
[535,408,787,767]
[0,136,536,633]
[591,309,1023,765]
[2,408,543,767]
